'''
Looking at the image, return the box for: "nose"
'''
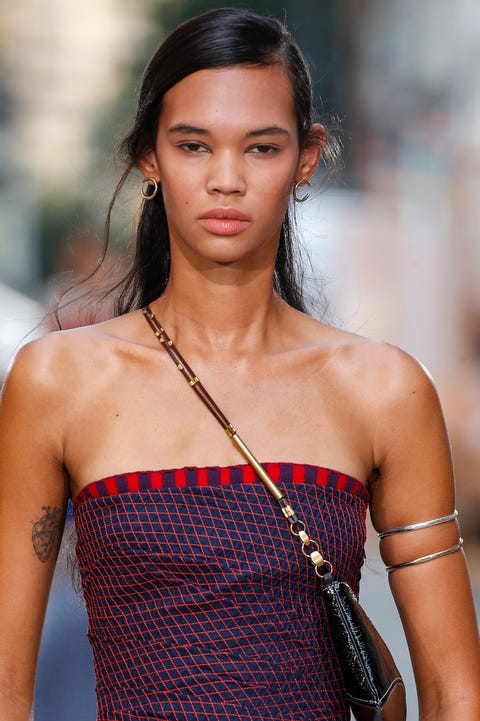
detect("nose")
[206,150,246,196]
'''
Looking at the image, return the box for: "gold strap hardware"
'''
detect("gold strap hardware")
[230,433,284,503]
[298,530,310,545]
[281,504,296,519]
[141,305,333,577]
[225,424,236,438]
[310,550,325,567]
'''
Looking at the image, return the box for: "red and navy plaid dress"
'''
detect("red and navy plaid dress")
[73,462,368,721]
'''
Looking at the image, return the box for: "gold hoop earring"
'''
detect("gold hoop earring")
[141,177,159,200]
[293,179,311,203]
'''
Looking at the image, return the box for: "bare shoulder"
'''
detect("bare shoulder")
[338,333,436,399]
[2,313,140,404]
[345,336,441,419]
[308,326,454,528]
[337,332,443,439]
[302,314,437,407]
[292,313,444,457]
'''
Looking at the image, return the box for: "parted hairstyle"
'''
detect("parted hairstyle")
[104,7,340,316]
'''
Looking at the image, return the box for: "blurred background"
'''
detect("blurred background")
[1,0,479,719]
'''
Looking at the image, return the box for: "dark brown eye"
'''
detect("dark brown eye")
[179,142,208,153]
[249,144,278,154]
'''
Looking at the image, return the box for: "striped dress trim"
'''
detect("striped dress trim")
[73,463,368,507]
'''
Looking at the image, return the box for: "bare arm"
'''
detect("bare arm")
[0,340,69,721]
[369,348,480,720]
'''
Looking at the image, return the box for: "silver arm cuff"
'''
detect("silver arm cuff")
[378,509,458,539]
[385,538,464,573]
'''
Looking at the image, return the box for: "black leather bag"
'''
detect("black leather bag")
[322,572,406,721]
[142,306,407,721]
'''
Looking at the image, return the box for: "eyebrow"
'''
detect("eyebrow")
[168,124,290,138]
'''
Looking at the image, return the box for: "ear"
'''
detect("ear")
[137,149,161,181]
[295,123,326,181]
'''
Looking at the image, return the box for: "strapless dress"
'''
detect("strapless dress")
[73,462,369,721]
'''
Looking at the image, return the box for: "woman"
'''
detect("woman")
[0,8,479,721]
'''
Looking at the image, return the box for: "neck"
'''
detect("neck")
[149,263,286,355]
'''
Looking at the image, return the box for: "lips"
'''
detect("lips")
[201,208,250,221]
[198,208,251,236]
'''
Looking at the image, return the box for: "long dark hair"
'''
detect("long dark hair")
[104,7,339,316]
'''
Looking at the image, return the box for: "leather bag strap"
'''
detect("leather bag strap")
[142,305,333,577]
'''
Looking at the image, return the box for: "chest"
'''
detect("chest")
[65,347,372,495]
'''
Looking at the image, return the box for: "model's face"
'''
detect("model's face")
[140,64,320,268]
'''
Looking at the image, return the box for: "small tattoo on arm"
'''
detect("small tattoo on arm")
[31,505,62,563]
